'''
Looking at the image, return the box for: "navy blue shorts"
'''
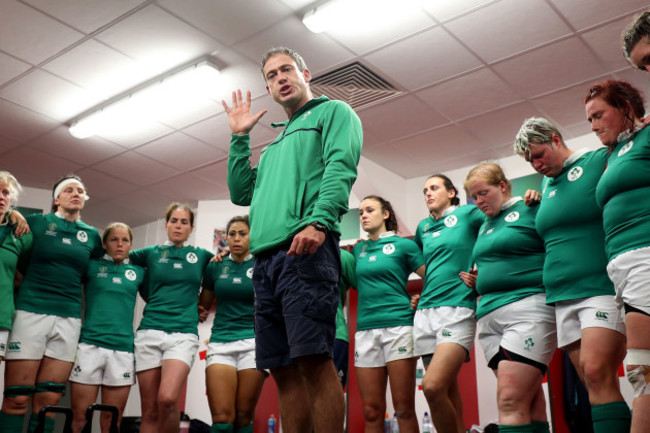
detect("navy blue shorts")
[253,232,341,370]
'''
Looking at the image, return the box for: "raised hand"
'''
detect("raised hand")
[222,89,267,135]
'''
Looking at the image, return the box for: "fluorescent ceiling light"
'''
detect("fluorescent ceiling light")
[303,0,417,34]
[69,58,220,139]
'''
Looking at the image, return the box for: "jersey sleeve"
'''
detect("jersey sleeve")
[16,231,34,274]
[202,261,216,292]
[340,249,357,289]
[90,229,104,259]
[404,239,425,272]
[308,101,363,229]
[227,134,258,206]
[129,246,153,268]
[414,222,423,249]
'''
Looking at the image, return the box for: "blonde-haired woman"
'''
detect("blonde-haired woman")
[464,163,556,433]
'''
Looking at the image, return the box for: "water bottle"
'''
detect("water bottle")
[391,413,399,433]
[267,413,276,433]
[422,411,433,433]
[384,412,391,433]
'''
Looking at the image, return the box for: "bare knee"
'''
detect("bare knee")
[362,402,385,423]
[2,396,31,413]
[212,408,236,425]
[582,360,614,391]
[235,409,254,427]
[422,376,448,403]
[498,386,526,414]
[157,395,178,415]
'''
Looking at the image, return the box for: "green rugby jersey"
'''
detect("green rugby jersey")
[0,219,33,330]
[335,249,357,343]
[536,148,614,303]
[414,205,483,310]
[595,126,650,260]
[352,232,424,331]
[472,199,545,319]
[80,257,144,352]
[202,255,255,343]
[130,244,212,335]
[16,213,103,318]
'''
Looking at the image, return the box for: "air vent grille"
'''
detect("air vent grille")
[311,62,403,109]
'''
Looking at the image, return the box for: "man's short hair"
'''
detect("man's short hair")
[514,117,564,157]
[260,47,308,78]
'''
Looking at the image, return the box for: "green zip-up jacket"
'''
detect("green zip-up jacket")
[228,96,362,255]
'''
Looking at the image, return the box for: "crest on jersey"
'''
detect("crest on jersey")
[444,215,458,227]
[618,141,633,157]
[125,269,137,281]
[77,231,88,243]
[504,211,520,223]
[246,268,254,279]
[567,166,583,182]
[383,244,395,255]
[186,252,198,264]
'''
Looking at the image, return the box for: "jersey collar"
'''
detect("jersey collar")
[379,231,396,239]
[562,147,589,168]
[164,240,190,247]
[103,253,130,264]
[501,196,523,211]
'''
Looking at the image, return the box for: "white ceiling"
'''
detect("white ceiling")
[1,0,649,228]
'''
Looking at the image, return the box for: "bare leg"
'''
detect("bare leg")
[234,369,266,428]
[99,385,131,433]
[137,367,161,433]
[2,359,40,416]
[496,361,545,426]
[421,343,466,433]
[206,364,237,424]
[386,358,419,433]
[295,355,345,433]
[157,359,190,433]
[271,364,312,433]
[70,383,100,433]
[356,366,388,433]
[32,357,74,420]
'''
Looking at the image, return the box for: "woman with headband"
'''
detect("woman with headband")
[0,174,103,433]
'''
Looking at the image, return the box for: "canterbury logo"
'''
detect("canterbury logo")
[8,342,21,351]
[398,346,407,353]
[595,311,609,320]
[442,331,452,337]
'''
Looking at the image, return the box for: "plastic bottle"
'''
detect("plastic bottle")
[384,412,391,433]
[391,413,400,433]
[268,414,276,433]
[422,411,433,433]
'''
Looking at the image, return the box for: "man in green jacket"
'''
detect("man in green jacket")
[223,47,362,433]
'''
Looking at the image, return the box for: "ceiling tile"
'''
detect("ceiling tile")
[0,136,21,155]
[444,0,572,63]
[324,6,435,55]
[1,146,82,188]
[0,98,59,142]
[365,26,482,90]
[0,69,98,121]
[75,167,139,200]
[362,143,426,178]
[393,125,485,161]
[562,121,596,140]
[192,160,229,188]
[232,16,355,75]
[114,188,178,217]
[549,0,648,31]
[28,126,127,165]
[92,151,180,186]
[148,172,223,202]
[0,52,31,86]
[417,68,523,120]
[360,128,388,150]
[95,5,222,73]
[135,132,226,171]
[0,0,83,64]
[459,102,545,148]
[492,36,607,98]
[23,0,147,34]
[42,39,152,100]
[581,17,639,72]
[157,0,292,46]
[81,198,154,230]
[421,0,495,22]
[531,83,594,128]
[212,48,269,101]
[93,121,175,149]
[357,94,448,142]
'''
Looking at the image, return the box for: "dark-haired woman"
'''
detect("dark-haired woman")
[1,175,103,433]
[130,203,213,433]
[465,163,556,433]
[69,222,144,433]
[586,79,650,433]
[353,195,425,433]
[198,215,266,433]
[413,174,483,433]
